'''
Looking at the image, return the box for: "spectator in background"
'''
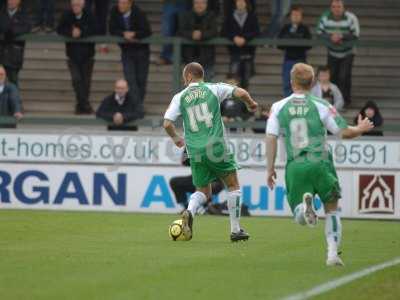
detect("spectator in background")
[223,0,255,17]
[189,0,220,15]
[178,0,218,80]
[220,74,251,132]
[278,5,311,97]
[311,66,344,111]
[158,0,188,65]
[57,0,96,114]
[266,0,292,37]
[354,101,383,136]
[0,0,31,86]
[317,0,360,107]
[222,0,260,89]
[85,0,111,35]
[252,103,270,134]
[32,0,55,33]
[96,79,140,129]
[109,0,152,118]
[0,65,23,120]
[86,0,111,53]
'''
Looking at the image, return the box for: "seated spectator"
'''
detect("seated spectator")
[354,101,384,136]
[0,65,23,120]
[96,79,140,129]
[222,0,260,89]
[220,74,251,132]
[317,0,360,107]
[178,0,218,81]
[158,0,189,65]
[57,0,96,115]
[32,0,55,33]
[311,66,344,111]
[278,5,311,97]
[109,0,152,119]
[0,0,31,86]
[252,103,270,134]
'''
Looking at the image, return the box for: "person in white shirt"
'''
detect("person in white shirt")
[311,65,344,111]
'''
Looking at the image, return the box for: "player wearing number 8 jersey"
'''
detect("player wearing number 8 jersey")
[163,62,258,242]
[266,63,374,266]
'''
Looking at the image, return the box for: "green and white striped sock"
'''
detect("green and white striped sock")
[325,212,342,257]
[227,190,242,234]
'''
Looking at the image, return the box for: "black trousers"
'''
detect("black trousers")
[183,46,215,81]
[328,54,354,105]
[121,50,150,118]
[85,0,111,35]
[67,58,94,110]
[169,175,225,208]
[229,55,254,89]
[170,176,196,208]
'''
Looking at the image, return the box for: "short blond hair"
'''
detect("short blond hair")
[290,63,315,90]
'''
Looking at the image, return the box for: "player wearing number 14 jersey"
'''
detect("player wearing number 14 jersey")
[163,62,258,242]
[266,63,374,266]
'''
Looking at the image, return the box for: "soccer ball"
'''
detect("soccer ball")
[169,219,189,241]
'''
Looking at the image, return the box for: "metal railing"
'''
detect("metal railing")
[0,34,399,131]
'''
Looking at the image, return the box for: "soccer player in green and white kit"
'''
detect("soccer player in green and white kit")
[163,62,258,242]
[266,63,374,266]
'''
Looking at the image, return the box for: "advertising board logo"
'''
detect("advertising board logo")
[359,175,395,214]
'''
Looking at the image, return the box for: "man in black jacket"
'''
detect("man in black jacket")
[222,0,260,89]
[57,0,96,114]
[96,79,140,128]
[85,0,111,35]
[0,0,31,86]
[109,0,152,119]
[277,5,311,97]
[178,0,218,80]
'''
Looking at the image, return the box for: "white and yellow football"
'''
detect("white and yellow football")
[169,219,189,241]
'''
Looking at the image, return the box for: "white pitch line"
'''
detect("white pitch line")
[281,257,400,300]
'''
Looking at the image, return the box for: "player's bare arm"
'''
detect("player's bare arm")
[163,119,185,148]
[266,134,278,189]
[340,114,374,139]
[233,88,258,112]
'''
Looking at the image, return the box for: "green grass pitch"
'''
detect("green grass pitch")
[0,210,399,300]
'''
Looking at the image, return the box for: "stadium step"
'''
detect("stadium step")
[15,0,400,135]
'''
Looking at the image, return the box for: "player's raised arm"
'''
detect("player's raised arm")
[321,104,374,139]
[233,87,258,113]
[340,114,374,139]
